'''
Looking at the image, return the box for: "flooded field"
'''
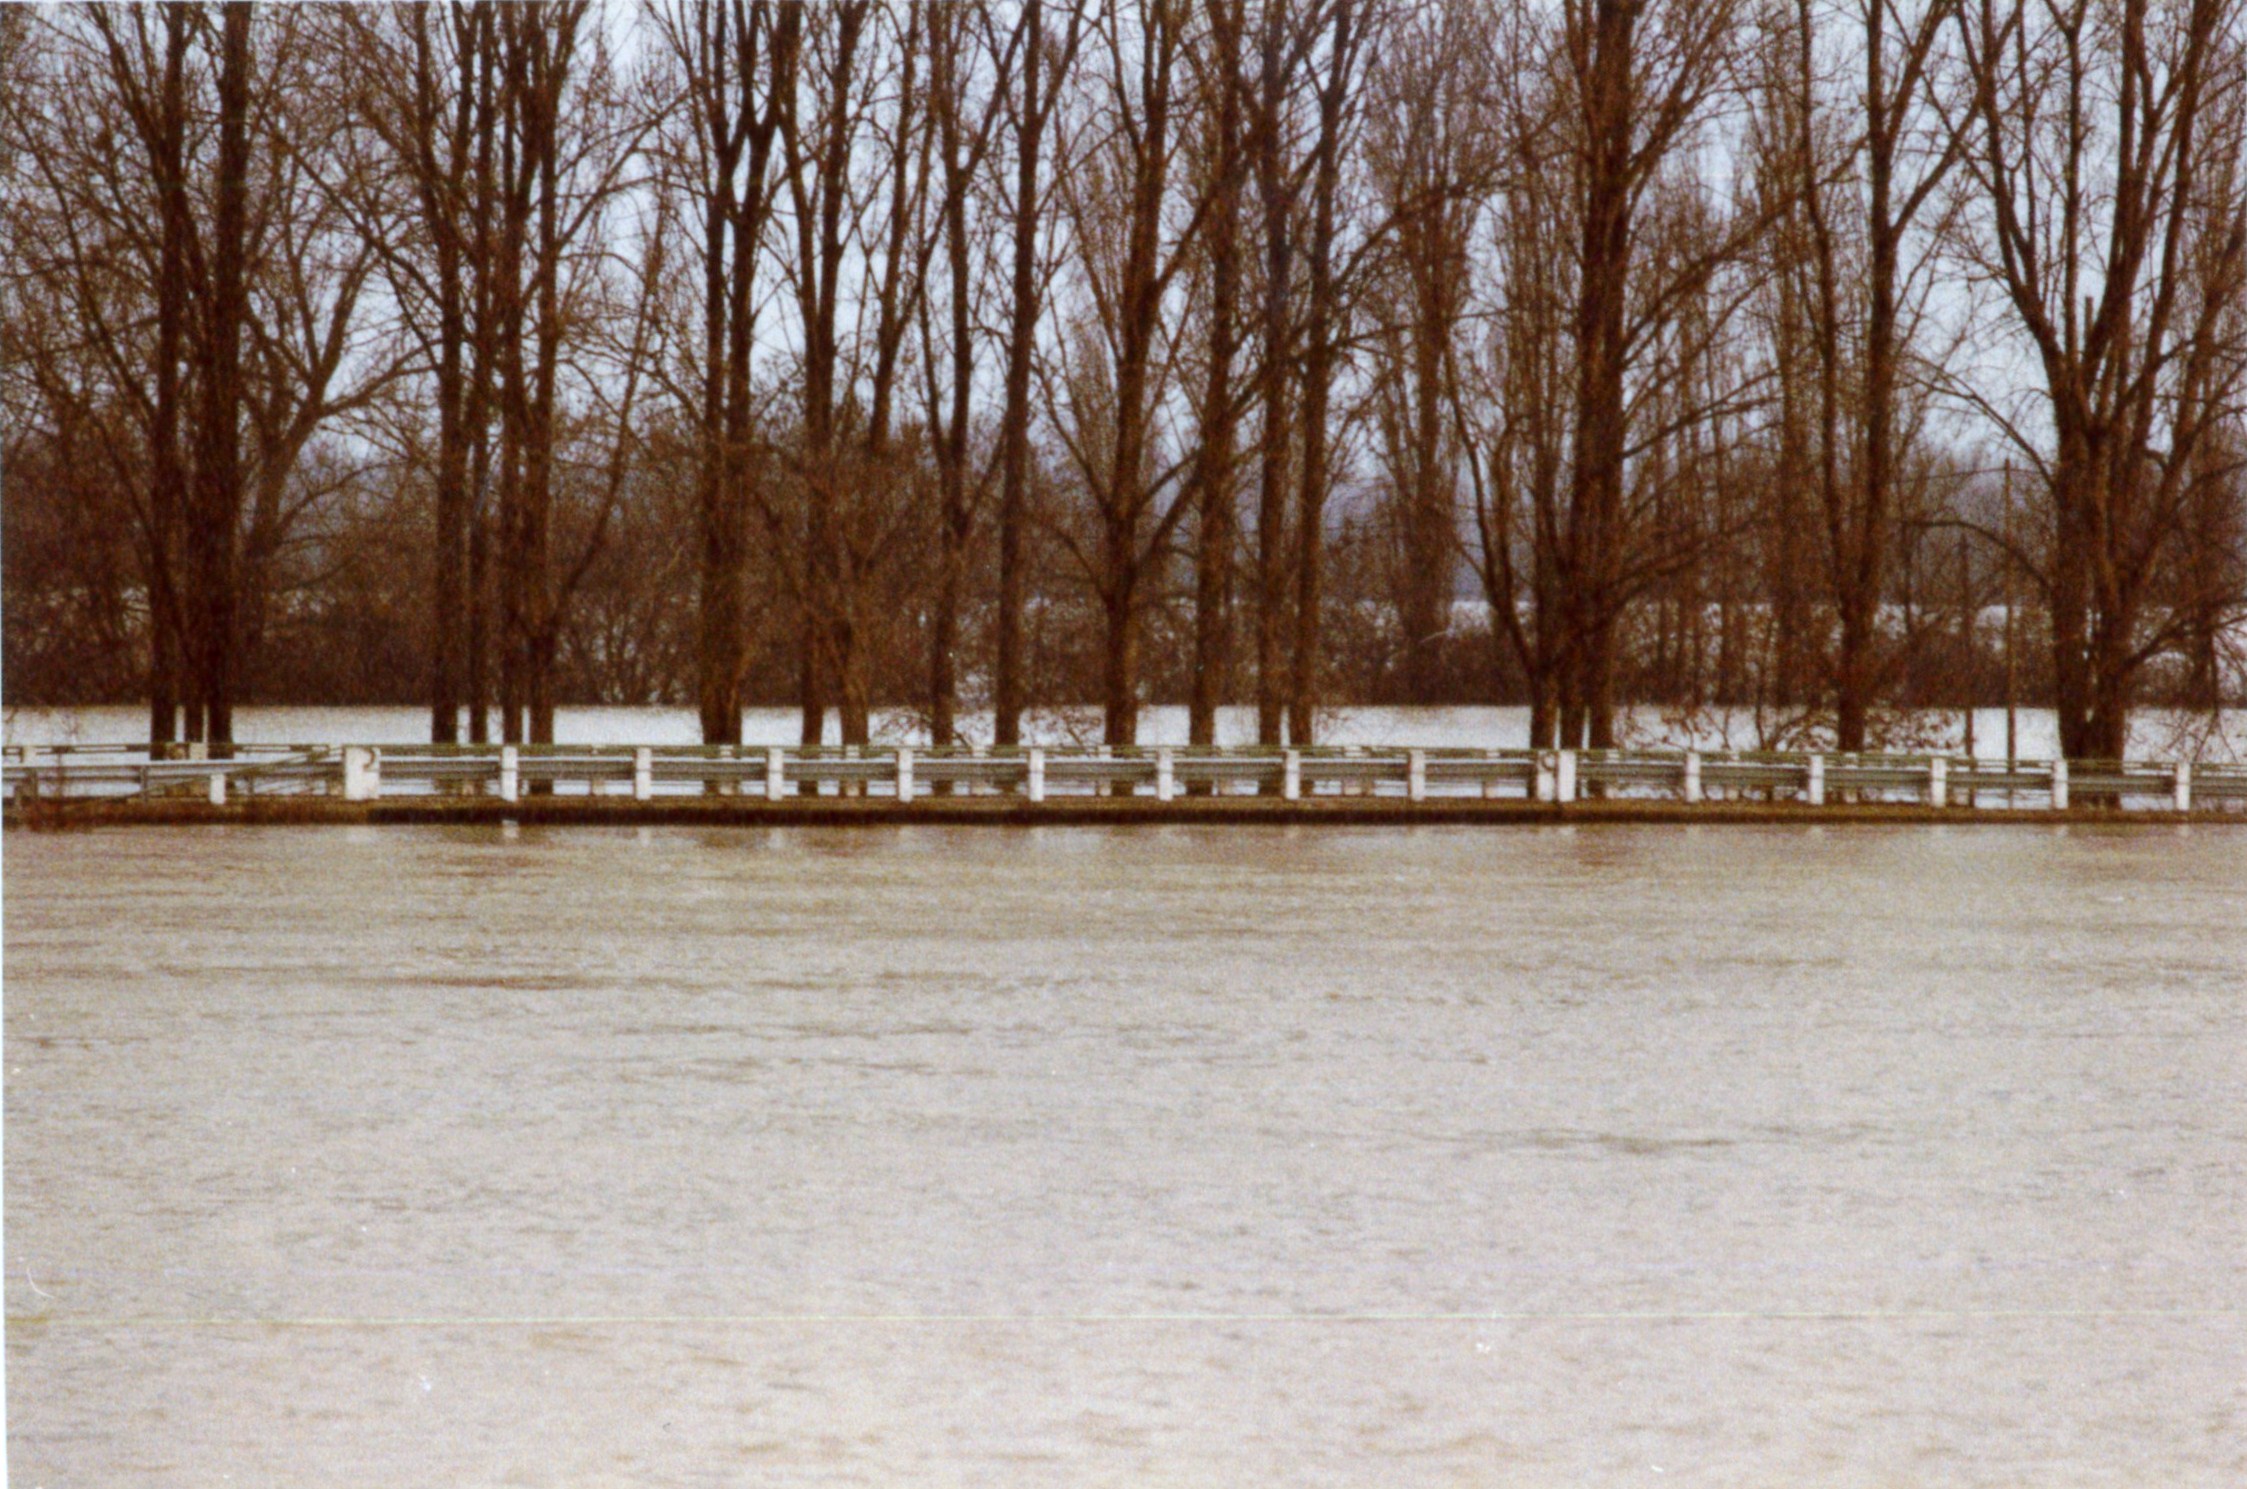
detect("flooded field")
[10,701,2247,761]
[6,824,2243,1485]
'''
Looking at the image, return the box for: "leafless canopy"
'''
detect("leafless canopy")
[5,0,2244,754]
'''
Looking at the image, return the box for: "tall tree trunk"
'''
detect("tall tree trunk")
[1251,4,1293,747]
[147,4,190,752]
[423,7,473,745]
[1188,0,1244,751]
[192,1,253,753]
[994,0,1060,749]
[1566,0,1636,749]
[928,6,977,754]
[495,8,528,746]
[1289,0,1353,748]
[524,11,563,748]
[465,1,498,746]
[696,0,747,749]
[787,3,867,748]
[1091,0,1187,748]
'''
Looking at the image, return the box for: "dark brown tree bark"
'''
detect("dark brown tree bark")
[928,15,975,751]
[1561,0,1635,749]
[1784,0,1961,750]
[394,4,481,746]
[82,3,206,748]
[692,0,745,749]
[1249,1,1298,747]
[188,1,252,752]
[149,6,191,750]
[672,0,796,750]
[924,3,1010,751]
[489,0,628,752]
[466,2,499,743]
[1367,5,1489,707]
[779,1,869,746]
[1958,0,2247,759]
[493,5,531,745]
[993,0,1078,749]
[523,6,563,746]
[1456,83,1573,749]
[1060,0,1208,747]
[1558,0,1743,747]
[992,2,1045,749]
[1188,0,1245,750]
[1288,0,1359,747]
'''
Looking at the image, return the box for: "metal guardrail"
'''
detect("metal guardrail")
[7,742,2245,811]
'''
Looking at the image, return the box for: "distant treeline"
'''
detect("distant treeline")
[4,0,2244,756]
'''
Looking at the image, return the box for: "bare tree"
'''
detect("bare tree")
[1185,0,1246,748]
[1456,34,1578,743]
[1759,0,1965,749]
[648,0,798,747]
[913,7,1032,749]
[7,4,387,748]
[992,0,1083,748]
[325,4,491,745]
[10,0,2245,751]
[1558,0,1748,747]
[1365,3,1495,705]
[1285,0,1370,746]
[1045,0,1210,745]
[774,0,932,747]
[1955,0,2247,758]
[1247,0,1308,746]
[480,0,651,746]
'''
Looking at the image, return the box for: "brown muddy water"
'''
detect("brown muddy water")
[5,823,2242,1485]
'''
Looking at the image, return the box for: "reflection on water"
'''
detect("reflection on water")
[6,825,2243,1485]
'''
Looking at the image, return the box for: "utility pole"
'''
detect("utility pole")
[1959,530,1974,761]
[2002,462,2017,801]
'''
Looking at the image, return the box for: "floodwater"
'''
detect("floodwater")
[5,824,2243,1486]
[11,701,2247,761]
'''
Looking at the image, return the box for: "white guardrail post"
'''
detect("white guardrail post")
[343,745,380,802]
[59,741,2227,816]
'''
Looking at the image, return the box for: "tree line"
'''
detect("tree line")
[4,0,2244,758]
